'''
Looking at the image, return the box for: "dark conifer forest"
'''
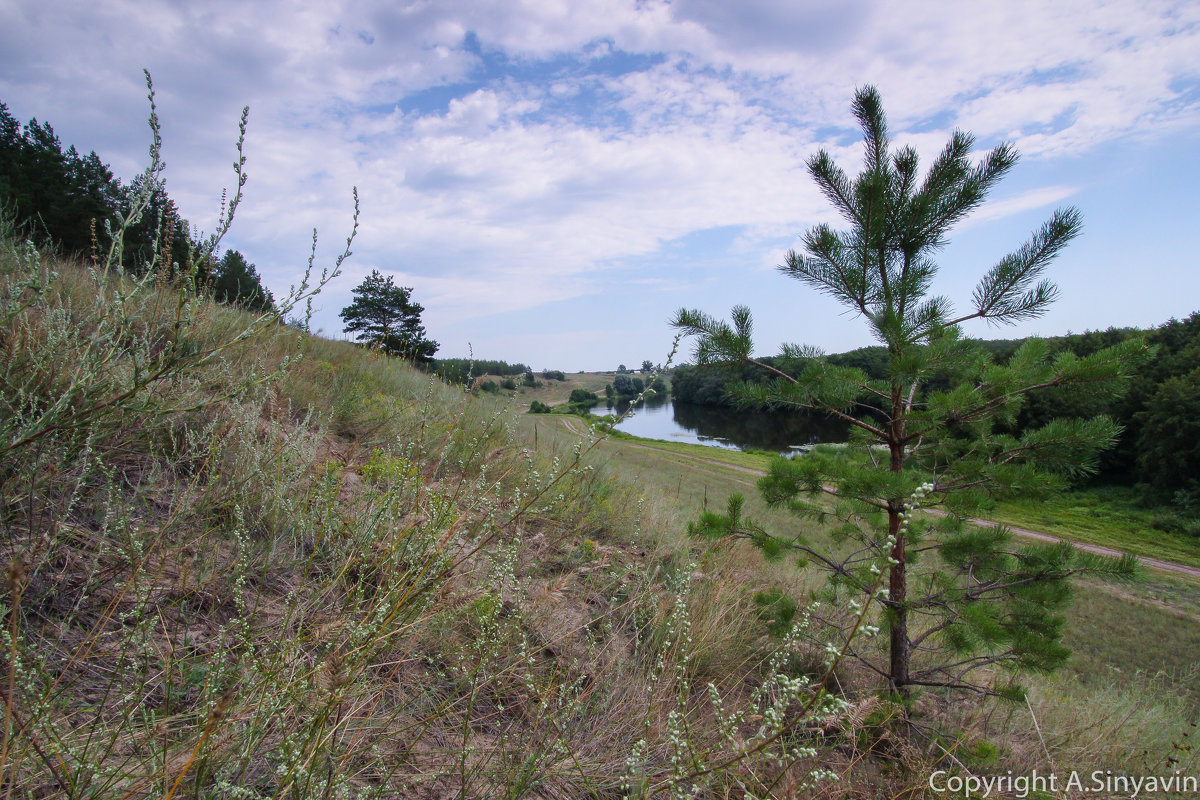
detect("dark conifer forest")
[0,101,273,310]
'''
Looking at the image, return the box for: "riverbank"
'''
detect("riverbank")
[535,413,1200,709]
[566,415,1200,576]
[547,387,1200,574]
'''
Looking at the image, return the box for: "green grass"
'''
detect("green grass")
[1062,575,1200,705]
[992,486,1200,569]
[567,424,1200,710]
[603,428,775,473]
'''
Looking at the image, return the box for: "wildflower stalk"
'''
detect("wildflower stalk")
[1,558,26,797]
[162,686,237,800]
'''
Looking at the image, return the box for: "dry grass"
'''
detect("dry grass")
[0,238,883,799]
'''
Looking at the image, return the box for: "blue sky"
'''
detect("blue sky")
[2,0,1198,371]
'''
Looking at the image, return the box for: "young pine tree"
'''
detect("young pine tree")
[674,87,1142,698]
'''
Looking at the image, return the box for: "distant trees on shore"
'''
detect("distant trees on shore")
[672,315,1200,504]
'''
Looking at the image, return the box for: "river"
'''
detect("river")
[593,395,849,453]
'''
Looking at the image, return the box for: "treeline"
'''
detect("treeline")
[1013,317,1200,504]
[0,101,274,311]
[432,359,529,384]
[672,316,1200,505]
[672,360,772,406]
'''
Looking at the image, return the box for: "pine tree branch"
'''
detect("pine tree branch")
[950,208,1080,326]
[744,356,798,384]
[842,648,892,680]
[914,655,1013,683]
[964,570,1081,600]
[806,152,862,227]
[947,379,1065,423]
[812,402,890,440]
[774,540,876,594]
[902,679,1009,696]
[780,244,873,316]
[908,618,956,650]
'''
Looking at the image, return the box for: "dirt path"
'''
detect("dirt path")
[556,416,1200,580]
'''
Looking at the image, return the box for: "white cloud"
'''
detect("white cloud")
[1,0,1198,365]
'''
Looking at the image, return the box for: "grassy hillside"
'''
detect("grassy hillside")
[0,227,871,797]
[3,224,1198,798]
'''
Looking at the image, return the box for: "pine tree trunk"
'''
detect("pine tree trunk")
[887,387,910,696]
[887,506,909,695]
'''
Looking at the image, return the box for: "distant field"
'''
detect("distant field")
[482,370,618,410]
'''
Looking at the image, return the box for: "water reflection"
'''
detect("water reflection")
[596,396,849,453]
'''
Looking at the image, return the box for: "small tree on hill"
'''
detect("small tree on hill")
[674,87,1141,698]
[340,269,438,363]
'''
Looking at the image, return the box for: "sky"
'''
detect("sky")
[2,0,1198,371]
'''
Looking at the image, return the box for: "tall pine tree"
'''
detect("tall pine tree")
[0,100,180,267]
[340,270,438,363]
[674,87,1141,698]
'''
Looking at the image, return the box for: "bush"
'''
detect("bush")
[568,388,598,406]
[501,377,518,391]
[541,369,566,381]
[528,400,552,414]
[1149,513,1200,538]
